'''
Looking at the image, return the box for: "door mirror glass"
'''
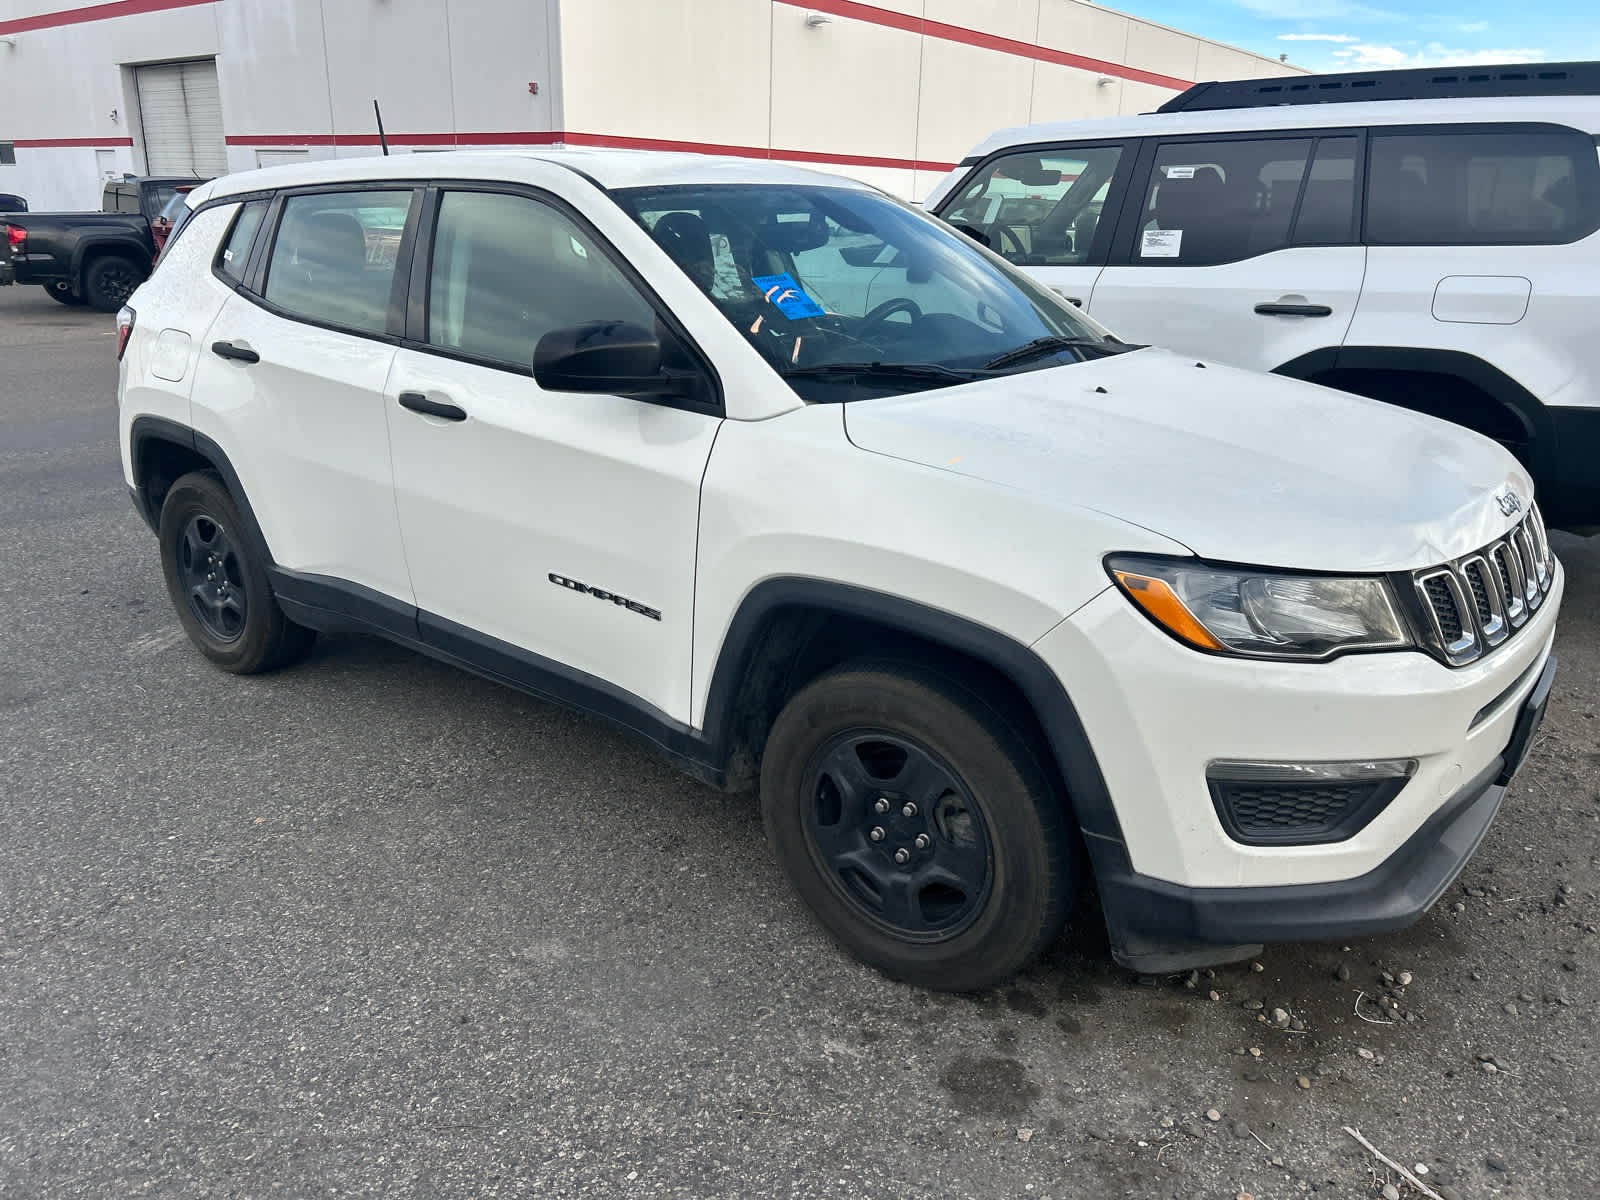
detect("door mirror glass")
[533,319,684,397]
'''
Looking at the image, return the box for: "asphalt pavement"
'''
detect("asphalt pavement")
[1,281,1597,1200]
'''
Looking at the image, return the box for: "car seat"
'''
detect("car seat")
[650,211,717,292]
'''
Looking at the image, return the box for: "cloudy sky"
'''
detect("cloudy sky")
[1118,0,1599,73]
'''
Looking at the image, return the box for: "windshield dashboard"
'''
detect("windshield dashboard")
[613,183,1129,402]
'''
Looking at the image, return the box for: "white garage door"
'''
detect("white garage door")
[135,60,227,178]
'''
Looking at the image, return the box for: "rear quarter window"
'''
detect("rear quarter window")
[1366,126,1600,245]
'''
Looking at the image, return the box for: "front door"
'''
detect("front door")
[1089,133,1367,373]
[383,188,722,720]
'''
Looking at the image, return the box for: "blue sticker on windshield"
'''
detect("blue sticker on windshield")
[752,272,825,319]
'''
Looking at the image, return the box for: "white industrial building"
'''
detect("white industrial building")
[0,0,1303,209]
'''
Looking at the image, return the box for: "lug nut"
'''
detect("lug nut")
[914,834,930,849]
[874,797,890,814]
[902,802,918,817]
[869,827,885,842]
[894,848,911,864]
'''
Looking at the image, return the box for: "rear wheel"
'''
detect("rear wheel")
[760,659,1072,991]
[43,281,86,306]
[158,470,315,674]
[81,254,144,313]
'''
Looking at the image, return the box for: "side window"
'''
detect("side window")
[262,190,414,335]
[1291,137,1358,245]
[1135,138,1320,265]
[215,200,268,283]
[1367,127,1598,245]
[427,190,656,371]
[939,144,1126,266]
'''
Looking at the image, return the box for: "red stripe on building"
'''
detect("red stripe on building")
[775,0,1191,91]
[6,0,1191,92]
[14,136,135,147]
[225,130,960,174]
[558,131,960,172]
[0,0,214,37]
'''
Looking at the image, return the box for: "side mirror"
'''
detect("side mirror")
[533,320,694,399]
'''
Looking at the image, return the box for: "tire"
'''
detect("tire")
[80,254,145,313]
[43,281,86,306]
[158,470,315,674]
[760,658,1072,991]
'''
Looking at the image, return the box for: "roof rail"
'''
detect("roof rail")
[1157,60,1600,114]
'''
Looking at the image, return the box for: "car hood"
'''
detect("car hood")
[842,349,1533,573]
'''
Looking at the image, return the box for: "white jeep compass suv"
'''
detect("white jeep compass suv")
[118,150,1561,991]
[927,61,1600,531]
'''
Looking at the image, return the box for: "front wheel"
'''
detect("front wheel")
[158,470,315,674]
[761,659,1073,991]
[43,281,86,306]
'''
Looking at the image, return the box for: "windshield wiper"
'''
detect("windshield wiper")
[982,336,1144,371]
[780,361,994,383]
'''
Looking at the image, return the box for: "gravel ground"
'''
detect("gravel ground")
[1,282,1596,1199]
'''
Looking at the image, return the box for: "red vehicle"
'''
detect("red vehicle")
[150,187,196,261]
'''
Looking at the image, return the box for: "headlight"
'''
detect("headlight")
[1106,555,1412,660]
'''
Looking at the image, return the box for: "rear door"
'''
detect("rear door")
[1089,131,1367,373]
[188,185,420,604]
[1346,122,1600,457]
[934,140,1133,310]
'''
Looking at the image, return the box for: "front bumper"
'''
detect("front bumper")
[1093,654,1552,968]
[1036,564,1561,890]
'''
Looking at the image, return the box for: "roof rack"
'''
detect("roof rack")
[1157,60,1600,114]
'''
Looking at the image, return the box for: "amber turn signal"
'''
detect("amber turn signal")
[1111,569,1225,651]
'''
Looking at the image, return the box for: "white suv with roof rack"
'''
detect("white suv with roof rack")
[926,60,1600,532]
[118,148,1559,991]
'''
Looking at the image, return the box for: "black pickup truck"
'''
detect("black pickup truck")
[0,176,204,312]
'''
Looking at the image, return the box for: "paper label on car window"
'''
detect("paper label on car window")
[752,272,825,319]
[1141,229,1183,258]
[1164,165,1196,180]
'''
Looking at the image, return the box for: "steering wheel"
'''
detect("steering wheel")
[990,224,1031,262]
[859,297,923,336]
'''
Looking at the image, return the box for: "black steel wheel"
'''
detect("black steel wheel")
[762,659,1073,991]
[158,470,315,674]
[174,512,249,643]
[82,255,143,312]
[801,730,993,940]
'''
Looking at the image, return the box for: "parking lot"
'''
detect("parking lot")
[1,279,1596,1199]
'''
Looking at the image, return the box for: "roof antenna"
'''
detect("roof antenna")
[374,100,389,156]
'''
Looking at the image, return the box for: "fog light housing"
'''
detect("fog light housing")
[1206,759,1417,845]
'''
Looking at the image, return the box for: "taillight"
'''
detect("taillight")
[116,306,136,361]
[4,223,23,251]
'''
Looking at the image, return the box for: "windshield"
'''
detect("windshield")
[614,184,1122,401]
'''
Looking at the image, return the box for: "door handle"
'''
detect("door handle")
[211,340,259,363]
[1253,302,1333,317]
[397,391,467,422]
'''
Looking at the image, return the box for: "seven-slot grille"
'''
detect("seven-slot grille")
[1413,505,1554,666]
